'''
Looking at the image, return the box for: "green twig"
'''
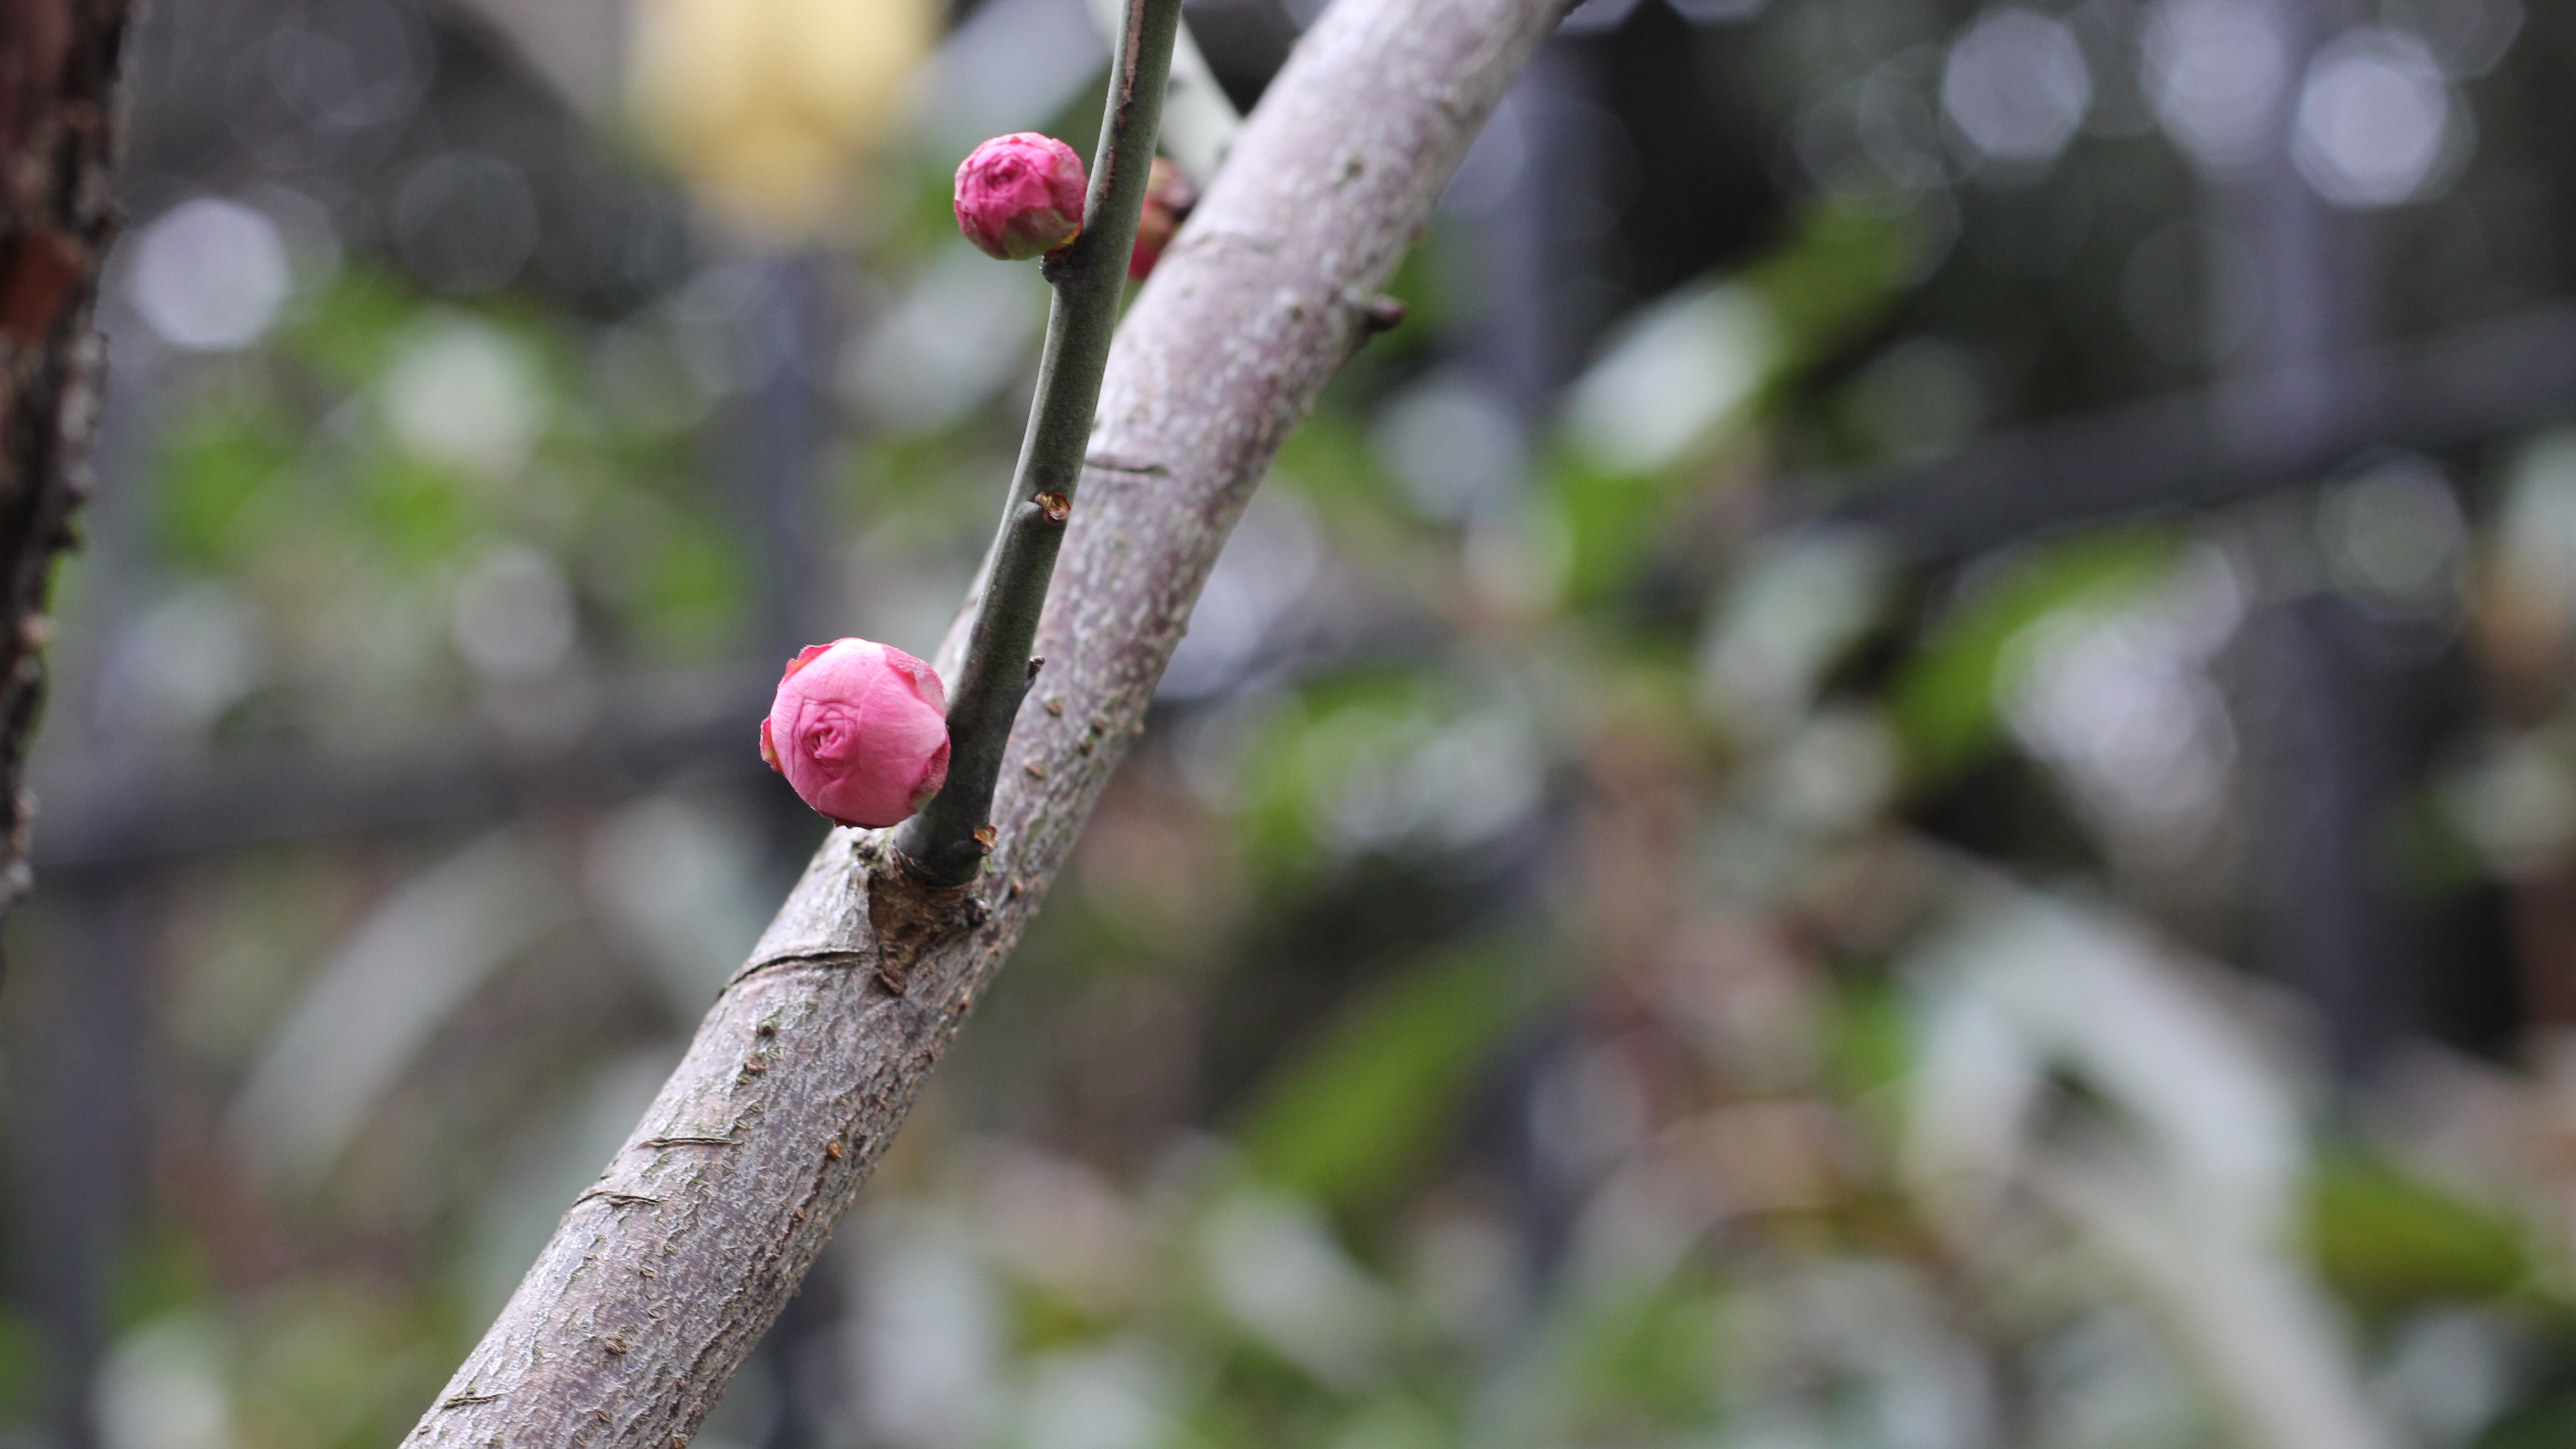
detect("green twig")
[896,0,1187,887]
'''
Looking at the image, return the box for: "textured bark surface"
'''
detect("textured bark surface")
[0,1,121,926]
[407,0,1562,1439]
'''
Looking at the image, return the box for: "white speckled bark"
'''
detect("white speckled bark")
[405,0,1561,1438]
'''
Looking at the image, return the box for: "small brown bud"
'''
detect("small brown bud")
[1128,157,1199,281]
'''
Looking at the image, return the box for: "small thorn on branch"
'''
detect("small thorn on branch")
[1361,294,1408,334]
[1027,655,1045,680]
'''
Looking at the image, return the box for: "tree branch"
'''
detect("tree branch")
[0,1,123,933]
[405,0,1563,1437]
[896,0,1185,888]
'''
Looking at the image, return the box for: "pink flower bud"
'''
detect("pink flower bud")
[1128,156,1196,282]
[761,638,951,829]
[955,133,1088,261]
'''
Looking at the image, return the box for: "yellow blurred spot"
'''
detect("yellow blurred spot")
[628,0,934,237]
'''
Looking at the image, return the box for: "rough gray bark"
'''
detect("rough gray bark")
[0,0,122,928]
[406,0,1563,1437]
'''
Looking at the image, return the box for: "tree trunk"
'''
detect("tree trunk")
[0,0,121,928]
[406,0,1563,1438]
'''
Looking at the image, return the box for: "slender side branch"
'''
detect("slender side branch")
[896,0,1186,887]
[407,0,1563,1439]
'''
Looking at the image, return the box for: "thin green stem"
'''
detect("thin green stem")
[895,0,1186,886]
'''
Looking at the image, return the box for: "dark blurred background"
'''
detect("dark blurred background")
[6,0,2575,1443]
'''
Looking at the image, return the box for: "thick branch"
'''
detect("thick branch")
[0,1,122,930]
[896,0,1185,887]
[405,0,1562,1438]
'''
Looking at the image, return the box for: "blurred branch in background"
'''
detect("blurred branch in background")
[1809,301,2576,565]
[32,666,766,870]
[0,12,134,1447]
[0,1,128,924]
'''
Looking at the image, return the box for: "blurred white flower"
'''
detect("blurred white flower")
[2002,546,2245,860]
[1906,890,2304,1231]
[1769,708,1900,837]
[1198,1191,1397,1388]
[114,582,266,740]
[1318,709,1543,854]
[2493,430,2576,630]
[584,794,770,1011]
[2441,733,2576,878]
[2143,0,2289,171]
[1904,889,2400,1449]
[382,317,548,476]
[1942,9,2093,168]
[2292,28,2460,208]
[844,243,1047,431]
[2383,0,2522,79]
[2380,1309,2521,1447]
[129,198,292,352]
[228,831,572,1189]
[1160,491,1324,700]
[1699,531,1891,742]
[1564,282,1777,474]
[852,1216,1003,1448]
[1716,1261,1995,1449]
[452,541,577,683]
[918,0,1105,155]
[96,1315,230,1449]
[1374,370,1526,520]
[2316,456,2463,605]
[1855,56,1951,190]
[1018,1343,1174,1449]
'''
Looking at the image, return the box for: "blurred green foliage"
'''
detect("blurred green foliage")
[1890,529,2174,785]
[1235,946,1538,1214]
[2306,1154,2532,1315]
